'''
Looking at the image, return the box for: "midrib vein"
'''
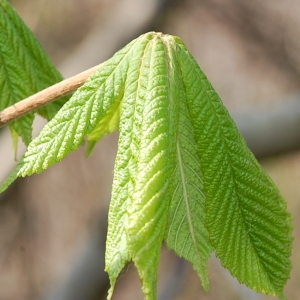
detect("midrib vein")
[176,139,200,256]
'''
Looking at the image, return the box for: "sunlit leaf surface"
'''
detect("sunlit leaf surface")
[0,31,292,300]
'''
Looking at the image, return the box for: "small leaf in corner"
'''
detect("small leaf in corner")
[0,0,69,147]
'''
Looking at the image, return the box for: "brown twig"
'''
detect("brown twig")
[0,64,102,128]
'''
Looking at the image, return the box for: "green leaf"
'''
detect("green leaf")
[175,37,293,299]
[0,31,292,300]
[126,36,180,300]
[0,33,143,193]
[105,33,179,300]
[164,47,213,290]
[105,33,159,299]
[86,95,122,157]
[0,0,69,146]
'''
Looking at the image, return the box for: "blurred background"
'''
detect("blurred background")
[1,0,300,299]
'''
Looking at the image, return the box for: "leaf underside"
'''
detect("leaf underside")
[0,0,69,146]
[0,31,293,300]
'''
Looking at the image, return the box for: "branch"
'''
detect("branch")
[0,64,102,128]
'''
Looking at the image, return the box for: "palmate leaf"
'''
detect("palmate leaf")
[0,0,69,146]
[0,32,292,300]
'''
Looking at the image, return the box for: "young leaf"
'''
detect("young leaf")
[0,0,69,145]
[175,38,293,299]
[105,33,160,299]
[106,35,212,300]
[0,31,292,300]
[86,98,121,156]
[126,36,179,299]
[164,40,213,291]
[0,34,143,193]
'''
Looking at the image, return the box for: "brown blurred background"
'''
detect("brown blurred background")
[1,0,300,299]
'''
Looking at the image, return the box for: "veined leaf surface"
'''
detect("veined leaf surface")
[126,36,179,299]
[175,37,293,299]
[164,39,213,291]
[105,33,160,299]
